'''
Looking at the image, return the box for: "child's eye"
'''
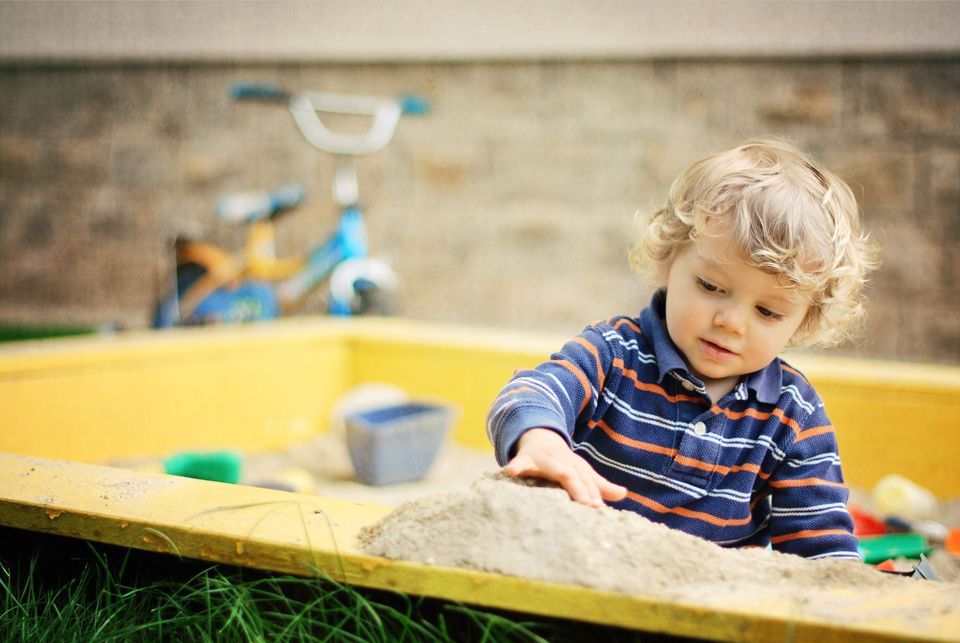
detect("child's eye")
[756,306,784,320]
[696,277,720,293]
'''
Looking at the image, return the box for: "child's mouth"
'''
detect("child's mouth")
[699,338,737,360]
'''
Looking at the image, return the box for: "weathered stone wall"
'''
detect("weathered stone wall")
[1,60,957,364]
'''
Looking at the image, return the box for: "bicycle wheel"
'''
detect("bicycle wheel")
[328,258,398,316]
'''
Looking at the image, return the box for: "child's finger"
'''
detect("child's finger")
[507,453,600,507]
[567,460,607,507]
[596,475,628,501]
[502,454,536,478]
[555,467,601,507]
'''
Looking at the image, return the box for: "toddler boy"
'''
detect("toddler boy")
[486,139,877,559]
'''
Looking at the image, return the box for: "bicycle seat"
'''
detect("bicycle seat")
[216,184,306,224]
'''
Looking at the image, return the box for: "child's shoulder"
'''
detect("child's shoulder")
[584,314,644,338]
[767,355,825,416]
[774,356,817,390]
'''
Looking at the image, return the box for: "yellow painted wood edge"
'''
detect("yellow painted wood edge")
[3,453,959,643]
[342,315,960,391]
[3,315,957,393]
[784,352,960,396]
[0,317,353,376]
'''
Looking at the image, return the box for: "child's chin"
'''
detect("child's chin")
[692,362,739,382]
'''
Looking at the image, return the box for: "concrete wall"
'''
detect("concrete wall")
[1,2,958,365]
[3,1,958,61]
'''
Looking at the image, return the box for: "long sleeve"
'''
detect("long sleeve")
[767,400,861,560]
[486,325,618,466]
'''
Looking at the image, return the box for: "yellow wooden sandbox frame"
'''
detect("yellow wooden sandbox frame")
[1,317,959,641]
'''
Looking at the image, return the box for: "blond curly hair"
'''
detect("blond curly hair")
[630,139,879,348]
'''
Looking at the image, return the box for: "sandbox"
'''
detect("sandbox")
[1,316,959,641]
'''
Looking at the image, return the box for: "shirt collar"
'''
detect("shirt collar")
[639,289,782,404]
[639,290,690,385]
[744,357,783,405]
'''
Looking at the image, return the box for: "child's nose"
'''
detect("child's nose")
[713,307,746,333]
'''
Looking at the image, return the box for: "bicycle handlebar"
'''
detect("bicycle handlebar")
[396,93,431,116]
[230,83,430,115]
[230,82,430,156]
[231,82,291,102]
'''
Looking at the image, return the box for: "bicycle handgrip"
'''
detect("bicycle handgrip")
[397,93,431,115]
[231,82,290,102]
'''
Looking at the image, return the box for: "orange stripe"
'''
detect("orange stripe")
[594,420,676,456]
[771,529,851,545]
[709,405,803,437]
[593,419,772,479]
[780,363,810,385]
[574,336,606,393]
[612,318,642,334]
[552,358,592,415]
[491,386,537,406]
[794,424,835,443]
[673,456,766,477]
[768,477,847,489]
[613,358,706,405]
[626,491,752,528]
[772,408,803,434]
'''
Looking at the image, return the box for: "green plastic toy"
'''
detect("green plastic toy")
[858,533,932,564]
[163,450,243,484]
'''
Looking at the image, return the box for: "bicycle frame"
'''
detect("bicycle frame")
[274,205,368,312]
[152,84,426,328]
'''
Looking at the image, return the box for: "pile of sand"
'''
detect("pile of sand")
[360,474,960,619]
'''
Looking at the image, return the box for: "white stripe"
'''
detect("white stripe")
[771,508,851,519]
[781,384,815,414]
[784,453,841,469]
[512,376,564,414]
[486,398,520,443]
[602,389,789,461]
[544,372,573,409]
[600,329,656,363]
[808,551,862,561]
[575,442,709,499]
[771,501,848,512]
[575,442,753,503]
[708,487,755,502]
[545,361,598,413]
[770,503,850,518]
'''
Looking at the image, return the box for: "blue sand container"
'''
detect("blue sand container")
[345,402,454,486]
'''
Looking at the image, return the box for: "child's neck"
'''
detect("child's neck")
[703,375,740,402]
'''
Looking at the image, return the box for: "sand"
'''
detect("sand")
[359,473,960,622]
[239,433,497,506]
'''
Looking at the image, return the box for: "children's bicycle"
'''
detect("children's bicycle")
[152,83,429,328]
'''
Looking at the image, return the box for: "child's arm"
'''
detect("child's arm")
[486,323,628,508]
[767,401,861,560]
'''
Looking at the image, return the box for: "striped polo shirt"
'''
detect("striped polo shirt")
[487,291,860,560]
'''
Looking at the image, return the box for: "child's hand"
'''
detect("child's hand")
[504,428,628,508]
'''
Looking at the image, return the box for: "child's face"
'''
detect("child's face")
[664,231,810,394]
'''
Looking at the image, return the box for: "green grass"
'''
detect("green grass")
[0,322,98,344]
[0,527,680,642]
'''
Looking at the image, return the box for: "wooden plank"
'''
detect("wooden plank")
[2,453,958,642]
[0,321,352,462]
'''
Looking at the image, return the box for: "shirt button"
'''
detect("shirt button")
[681,380,696,391]
[693,421,707,435]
